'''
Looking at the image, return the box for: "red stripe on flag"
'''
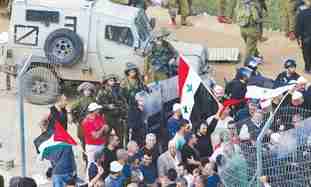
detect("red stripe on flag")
[178,56,190,97]
[220,98,248,115]
[54,121,77,145]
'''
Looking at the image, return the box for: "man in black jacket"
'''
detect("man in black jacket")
[296,0,311,73]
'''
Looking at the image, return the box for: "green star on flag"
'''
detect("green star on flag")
[183,106,189,114]
[186,84,192,93]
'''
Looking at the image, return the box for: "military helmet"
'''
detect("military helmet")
[244,56,262,70]
[124,62,138,75]
[102,74,118,83]
[236,67,253,79]
[77,82,96,92]
[284,59,297,69]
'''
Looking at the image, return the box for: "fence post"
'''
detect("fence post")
[16,55,32,177]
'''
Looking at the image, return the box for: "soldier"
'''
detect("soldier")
[69,82,96,165]
[70,82,96,125]
[236,0,262,60]
[168,0,193,26]
[296,0,311,73]
[282,0,297,40]
[258,0,268,42]
[121,63,147,142]
[144,29,178,84]
[225,67,253,114]
[275,59,300,87]
[217,0,237,24]
[96,74,128,144]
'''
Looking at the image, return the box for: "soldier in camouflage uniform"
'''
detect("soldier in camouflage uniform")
[96,74,128,140]
[69,82,96,164]
[218,0,237,23]
[282,0,297,40]
[168,0,193,26]
[236,0,262,60]
[257,0,268,42]
[144,29,178,84]
[121,63,147,143]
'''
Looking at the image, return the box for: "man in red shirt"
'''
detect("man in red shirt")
[83,102,112,163]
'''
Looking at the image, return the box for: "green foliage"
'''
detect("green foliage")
[192,0,283,30]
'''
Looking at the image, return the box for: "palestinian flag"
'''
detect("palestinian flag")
[34,121,77,160]
[178,55,218,128]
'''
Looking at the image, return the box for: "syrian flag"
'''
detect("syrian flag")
[178,56,218,127]
[246,84,295,100]
[34,121,77,160]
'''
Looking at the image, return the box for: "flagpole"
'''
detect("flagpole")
[17,55,32,177]
[255,91,290,187]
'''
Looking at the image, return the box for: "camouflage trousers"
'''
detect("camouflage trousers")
[168,0,189,18]
[218,0,237,18]
[281,0,296,33]
[240,25,260,59]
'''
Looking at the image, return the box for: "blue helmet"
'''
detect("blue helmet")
[236,67,252,79]
[244,56,262,70]
[284,59,296,69]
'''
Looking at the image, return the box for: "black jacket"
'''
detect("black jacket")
[47,106,68,132]
[296,7,311,43]
[195,118,218,158]
[274,71,300,88]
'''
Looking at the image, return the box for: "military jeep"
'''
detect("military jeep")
[0,0,211,105]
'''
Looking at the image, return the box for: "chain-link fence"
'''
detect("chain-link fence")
[218,105,311,187]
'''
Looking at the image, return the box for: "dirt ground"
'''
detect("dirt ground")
[0,5,310,186]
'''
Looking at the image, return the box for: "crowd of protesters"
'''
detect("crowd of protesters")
[3,55,306,187]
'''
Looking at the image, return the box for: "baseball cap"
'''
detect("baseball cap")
[110,161,123,172]
[88,103,103,112]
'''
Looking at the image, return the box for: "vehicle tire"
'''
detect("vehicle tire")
[44,28,83,65]
[23,67,59,105]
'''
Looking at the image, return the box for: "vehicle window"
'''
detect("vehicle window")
[105,25,134,47]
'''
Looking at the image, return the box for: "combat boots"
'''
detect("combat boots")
[181,16,193,26]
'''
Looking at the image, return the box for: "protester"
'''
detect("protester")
[104,161,126,186]
[88,149,105,186]
[167,103,184,139]
[102,135,120,178]
[40,93,69,133]
[207,104,233,148]
[139,153,157,185]
[127,140,140,159]
[129,155,144,184]
[127,93,146,144]
[181,133,201,173]
[158,140,181,177]
[49,146,77,187]
[137,133,159,168]
[82,102,110,163]
[201,163,222,187]
[9,177,37,187]
[115,148,132,184]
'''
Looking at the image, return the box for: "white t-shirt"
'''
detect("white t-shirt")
[206,115,233,147]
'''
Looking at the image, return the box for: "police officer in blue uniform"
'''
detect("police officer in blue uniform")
[275,59,300,87]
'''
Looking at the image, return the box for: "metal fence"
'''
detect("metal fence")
[218,105,311,187]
